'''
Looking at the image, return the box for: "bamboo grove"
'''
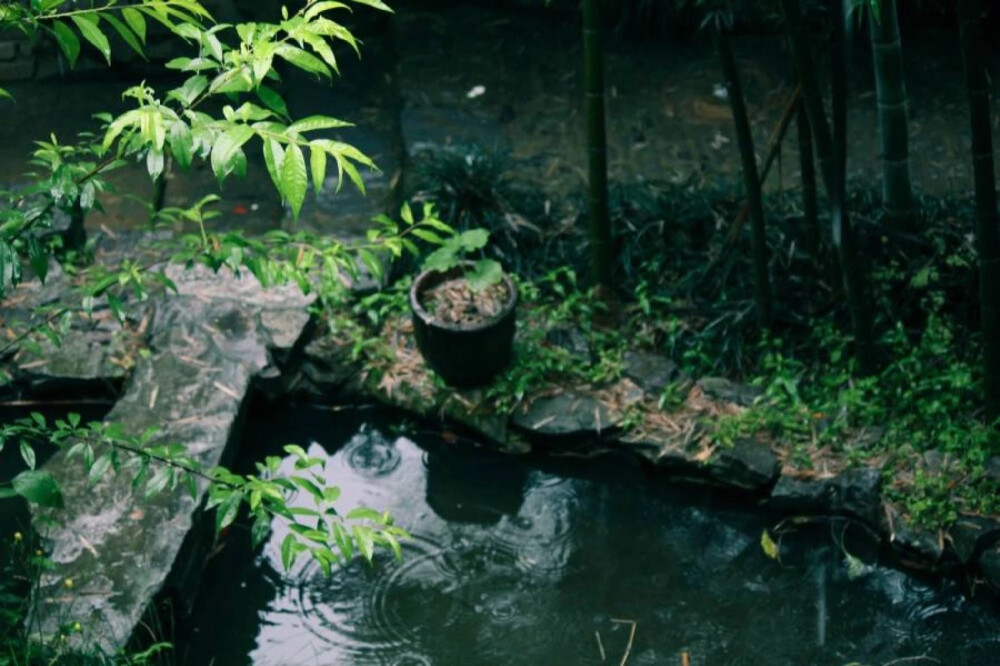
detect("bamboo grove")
[578,0,1000,434]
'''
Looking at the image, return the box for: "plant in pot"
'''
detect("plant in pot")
[409,228,518,387]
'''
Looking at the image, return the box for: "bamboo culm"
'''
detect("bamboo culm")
[832,0,876,375]
[796,100,821,258]
[713,24,773,328]
[582,0,613,289]
[779,0,835,196]
[958,0,1000,428]
[869,0,916,230]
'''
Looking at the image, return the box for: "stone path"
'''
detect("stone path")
[23,264,311,651]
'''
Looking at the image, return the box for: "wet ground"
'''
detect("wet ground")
[182,402,1000,666]
[0,3,995,242]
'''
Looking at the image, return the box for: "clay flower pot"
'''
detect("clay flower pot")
[409,264,518,387]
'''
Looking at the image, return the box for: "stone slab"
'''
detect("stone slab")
[29,265,312,652]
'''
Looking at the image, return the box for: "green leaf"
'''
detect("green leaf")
[50,21,80,68]
[262,138,285,192]
[305,1,350,20]
[346,506,381,521]
[12,470,63,508]
[256,85,289,119]
[250,513,270,548]
[309,144,327,194]
[280,532,299,571]
[289,115,352,134]
[382,530,403,561]
[332,522,352,561]
[168,74,208,107]
[168,121,194,170]
[466,259,502,292]
[121,7,147,43]
[351,524,375,561]
[88,454,112,487]
[0,240,17,297]
[760,529,780,560]
[457,228,489,251]
[276,44,330,78]
[19,442,35,470]
[70,14,111,64]
[210,125,255,183]
[411,229,446,245]
[350,0,394,12]
[103,13,145,59]
[27,235,48,284]
[291,476,324,502]
[216,491,242,531]
[281,142,308,220]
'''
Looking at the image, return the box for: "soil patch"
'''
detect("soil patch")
[420,277,510,326]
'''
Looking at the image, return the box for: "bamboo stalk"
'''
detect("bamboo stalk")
[713,23,773,328]
[582,0,613,289]
[869,0,916,230]
[958,0,1000,428]
[779,0,834,196]
[831,0,876,375]
[796,99,821,257]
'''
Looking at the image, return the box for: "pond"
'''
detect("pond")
[179,401,1000,666]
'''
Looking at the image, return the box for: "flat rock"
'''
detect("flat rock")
[886,504,944,566]
[29,265,312,653]
[511,391,614,437]
[978,544,1000,591]
[949,515,1000,565]
[770,467,883,525]
[696,377,762,407]
[623,351,685,396]
[706,438,779,491]
[545,325,590,360]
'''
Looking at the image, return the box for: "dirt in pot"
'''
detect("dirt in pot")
[420,277,511,327]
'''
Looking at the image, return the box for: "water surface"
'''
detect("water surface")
[183,402,1000,666]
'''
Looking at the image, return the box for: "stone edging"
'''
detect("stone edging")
[291,320,1000,596]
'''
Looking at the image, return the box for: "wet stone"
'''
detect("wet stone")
[949,515,1000,565]
[545,325,590,360]
[29,264,313,653]
[511,391,614,438]
[978,544,1000,591]
[887,505,944,565]
[294,332,362,399]
[983,457,1000,484]
[770,467,882,525]
[696,376,762,407]
[706,438,779,491]
[623,351,685,396]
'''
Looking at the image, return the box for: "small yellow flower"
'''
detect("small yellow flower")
[63,578,74,589]
[13,532,22,542]
[35,549,42,557]
[72,622,82,633]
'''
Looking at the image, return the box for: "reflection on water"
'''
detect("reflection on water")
[184,403,1000,666]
